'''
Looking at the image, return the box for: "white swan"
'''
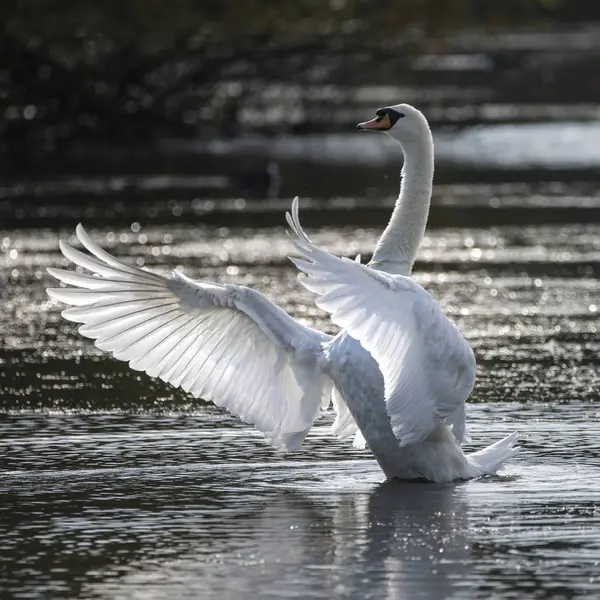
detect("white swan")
[46,103,518,482]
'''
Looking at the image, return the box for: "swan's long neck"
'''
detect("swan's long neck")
[369,133,434,275]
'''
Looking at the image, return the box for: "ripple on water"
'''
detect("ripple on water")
[1,404,600,599]
[2,191,600,598]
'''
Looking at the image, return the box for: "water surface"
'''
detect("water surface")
[2,176,600,599]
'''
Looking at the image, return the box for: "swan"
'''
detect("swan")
[46,103,518,482]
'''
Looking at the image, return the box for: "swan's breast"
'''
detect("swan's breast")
[325,332,405,477]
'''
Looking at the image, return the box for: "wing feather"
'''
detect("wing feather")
[286,197,476,447]
[48,224,333,450]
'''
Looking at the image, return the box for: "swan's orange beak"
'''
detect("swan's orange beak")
[357,113,391,131]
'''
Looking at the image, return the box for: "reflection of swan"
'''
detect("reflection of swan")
[87,483,471,600]
[331,481,471,600]
[47,103,517,482]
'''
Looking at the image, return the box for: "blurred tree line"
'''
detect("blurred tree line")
[0,0,598,147]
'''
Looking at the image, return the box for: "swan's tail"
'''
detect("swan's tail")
[465,432,519,478]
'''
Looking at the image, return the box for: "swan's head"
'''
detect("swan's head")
[357,103,430,146]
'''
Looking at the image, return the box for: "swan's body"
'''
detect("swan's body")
[47,103,518,482]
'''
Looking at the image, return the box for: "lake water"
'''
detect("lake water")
[2,140,600,599]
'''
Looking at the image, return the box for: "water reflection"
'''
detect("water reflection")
[329,482,470,600]
[88,482,470,600]
[3,415,600,600]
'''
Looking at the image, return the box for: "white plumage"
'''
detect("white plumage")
[48,225,332,450]
[287,199,476,448]
[47,103,518,482]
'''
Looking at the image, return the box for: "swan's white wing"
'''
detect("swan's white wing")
[47,224,333,450]
[286,198,476,447]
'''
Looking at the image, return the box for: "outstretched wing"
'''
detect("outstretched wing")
[47,224,332,450]
[286,198,476,447]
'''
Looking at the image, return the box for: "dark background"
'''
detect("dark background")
[2,0,600,186]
